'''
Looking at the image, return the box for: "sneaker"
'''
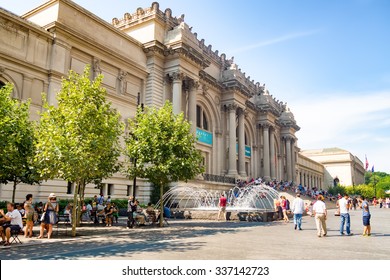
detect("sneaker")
[367,234,371,236]
[340,232,345,236]
[347,233,354,236]
[299,228,302,231]
[294,225,297,230]
[323,233,327,237]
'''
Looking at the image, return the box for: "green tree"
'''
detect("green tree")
[0,83,40,202]
[124,102,204,226]
[34,66,123,236]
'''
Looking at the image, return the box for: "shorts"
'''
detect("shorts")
[2,224,21,232]
[26,212,34,222]
[363,215,371,226]
[219,207,226,212]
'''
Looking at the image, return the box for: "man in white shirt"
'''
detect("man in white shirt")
[338,194,353,236]
[312,195,327,237]
[292,193,305,230]
[0,203,23,246]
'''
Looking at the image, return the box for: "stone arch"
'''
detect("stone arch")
[197,93,221,132]
[0,72,20,99]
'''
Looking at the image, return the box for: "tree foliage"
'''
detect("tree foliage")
[34,66,123,236]
[124,102,204,226]
[0,83,39,202]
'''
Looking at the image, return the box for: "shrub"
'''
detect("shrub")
[328,185,346,196]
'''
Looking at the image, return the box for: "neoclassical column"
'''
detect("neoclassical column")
[227,104,237,176]
[285,136,292,182]
[262,124,271,181]
[291,139,297,183]
[172,72,183,115]
[270,128,276,180]
[237,108,246,177]
[188,80,198,135]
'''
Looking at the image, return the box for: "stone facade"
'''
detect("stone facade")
[0,0,314,202]
[301,148,365,187]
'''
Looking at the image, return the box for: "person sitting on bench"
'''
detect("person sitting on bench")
[0,203,23,246]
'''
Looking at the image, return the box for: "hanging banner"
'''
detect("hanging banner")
[196,128,213,145]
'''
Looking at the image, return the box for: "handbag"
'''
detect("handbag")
[40,212,46,222]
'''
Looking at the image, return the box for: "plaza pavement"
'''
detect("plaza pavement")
[1,207,389,260]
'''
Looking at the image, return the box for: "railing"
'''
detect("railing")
[203,173,236,184]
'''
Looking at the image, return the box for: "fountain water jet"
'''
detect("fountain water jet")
[156,183,279,212]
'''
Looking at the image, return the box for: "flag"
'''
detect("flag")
[371,165,375,172]
[365,155,369,170]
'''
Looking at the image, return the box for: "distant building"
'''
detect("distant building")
[301,148,365,187]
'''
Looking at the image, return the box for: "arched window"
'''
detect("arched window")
[244,132,249,145]
[196,105,209,131]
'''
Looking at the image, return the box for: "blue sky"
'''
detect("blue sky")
[2,0,390,172]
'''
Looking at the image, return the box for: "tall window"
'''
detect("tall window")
[196,105,209,131]
[67,181,74,194]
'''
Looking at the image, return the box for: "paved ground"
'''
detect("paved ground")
[1,207,389,260]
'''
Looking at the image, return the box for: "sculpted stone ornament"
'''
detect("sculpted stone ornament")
[93,58,102,76]
[171,71,184,81]
[118,70,128,95]
[0,66,5,76]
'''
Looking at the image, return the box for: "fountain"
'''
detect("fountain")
[156,182,280,221]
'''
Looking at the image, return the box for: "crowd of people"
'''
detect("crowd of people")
[288,193,374,238]
[0,192,174,246]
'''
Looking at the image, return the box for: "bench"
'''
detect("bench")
[56,214,70,236]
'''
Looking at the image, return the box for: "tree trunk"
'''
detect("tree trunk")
[77,181,85,227]
[159,183,164,227]
[11,180,17,203]
[71,182,80,237]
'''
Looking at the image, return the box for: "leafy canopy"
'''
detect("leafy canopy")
[34,66,123,185]
[0,83,39,191]
[125,101,204,187]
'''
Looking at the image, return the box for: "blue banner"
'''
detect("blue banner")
[236,143,252,157]
[196,128,213,145]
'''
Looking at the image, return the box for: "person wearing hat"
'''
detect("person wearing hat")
[312,195,327,237]
[38,193,59,239]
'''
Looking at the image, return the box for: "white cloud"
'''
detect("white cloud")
[228,30,321,54]
[291,90,390,172]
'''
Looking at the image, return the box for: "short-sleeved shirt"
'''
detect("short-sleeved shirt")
[313,200,326,214]
[362,201,370,217]
[6,209,23,229]
[219,196,227,207]
[338,197,349,214]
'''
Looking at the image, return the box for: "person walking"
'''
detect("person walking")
[312,195,327,237]
[360,196,371,237]
[24,194,35,238]
[217,193,227,221]
[38,193,59,239]
[292,193,305,230]
[126,196,136,229]
[338,194,353,236]
[281,196,289,222]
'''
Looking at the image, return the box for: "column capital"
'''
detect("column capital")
[224,103,238,112]
[259,122,272,129]
[282,135,295,141]
[170,71,184,81]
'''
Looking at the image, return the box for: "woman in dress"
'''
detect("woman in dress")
[24,194,35,238]
[38,193,59,239]
[281,196,289,222]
